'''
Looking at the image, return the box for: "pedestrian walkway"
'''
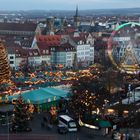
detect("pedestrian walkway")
[0,134,57,140]
[119,128,140,140]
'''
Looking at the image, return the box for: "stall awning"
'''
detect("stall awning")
[98,120,112,128]
[8,87,68,104]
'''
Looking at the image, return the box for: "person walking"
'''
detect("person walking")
[122,134,126,140]
[126,133,129,140]
[121,133,126,140]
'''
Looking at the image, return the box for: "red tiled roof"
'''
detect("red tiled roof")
[1,35,34,48]
[36,35,61,42]
[28,49,40,57]
[55,27,75,35]
[0,23,37,32]
[37,42,50,49]
[36,35,61,47]
[6,46,20,54]
[37,42,47,47]
[79,32,89,38]
[16,48,28,58]
[36,42,51,55]
[7,45,51,57]
[56,43,76,52]
[70,32,88,44]
[71,36,86,43]
[39,49,51,56]
[6,46,28,58]
[65,28,75,34]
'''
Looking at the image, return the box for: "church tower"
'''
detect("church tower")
[46,16,55,35]
[74,5,80,28]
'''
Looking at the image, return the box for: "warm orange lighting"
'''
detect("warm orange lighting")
[107,109,115,113]
[123,110,129,114]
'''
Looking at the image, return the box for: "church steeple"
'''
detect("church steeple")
[75,5,78,17]
[74,5,80,28]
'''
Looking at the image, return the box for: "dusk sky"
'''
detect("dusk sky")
[0,0,140,10]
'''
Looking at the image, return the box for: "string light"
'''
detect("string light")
[0,42,11,83]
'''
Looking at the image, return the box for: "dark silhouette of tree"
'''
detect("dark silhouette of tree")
[68,66,110,119]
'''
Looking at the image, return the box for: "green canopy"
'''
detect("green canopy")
[8,87,68,104]
[43,88,68,98]
[98,120,112,128]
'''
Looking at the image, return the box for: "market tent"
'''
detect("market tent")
[43,88,68,98]
[98,120,112,128]
[8,87,68,104]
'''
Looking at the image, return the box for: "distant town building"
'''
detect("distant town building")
[70,31,94,66]
[0,22,37,36]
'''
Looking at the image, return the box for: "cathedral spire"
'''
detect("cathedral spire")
[75,5,78,17]
[74,5,80,28]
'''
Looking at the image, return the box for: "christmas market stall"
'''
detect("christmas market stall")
[8,87,69,112]
[79,116,112,136]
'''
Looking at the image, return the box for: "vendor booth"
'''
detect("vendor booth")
[8,87,69,112]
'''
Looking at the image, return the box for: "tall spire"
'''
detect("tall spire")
[74,5,80,28]
[75,5,78,17]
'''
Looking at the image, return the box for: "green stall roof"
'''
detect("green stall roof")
[98,120,112,128]
[8,87,68,104]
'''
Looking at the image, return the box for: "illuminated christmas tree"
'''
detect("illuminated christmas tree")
[0,42,14,96]
[0,42,16,95]
[10,96,33,132]
[0,42,11,83]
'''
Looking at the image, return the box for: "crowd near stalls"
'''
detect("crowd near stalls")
[0,69,93,96]
[8,87,69,112]
[1,63,140,138]
[0,87,69,132]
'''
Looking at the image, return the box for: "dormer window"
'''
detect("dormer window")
[34,52,38,56]
[43,50,45,54]
[46,50,49,54]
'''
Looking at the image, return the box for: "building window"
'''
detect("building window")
[85,51,89,55]
[10,61,14,64]
[10,56,14,59]
[46,50,49,54]
[43,50,45,54]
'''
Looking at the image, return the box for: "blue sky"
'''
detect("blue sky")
[0,0,140,10]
